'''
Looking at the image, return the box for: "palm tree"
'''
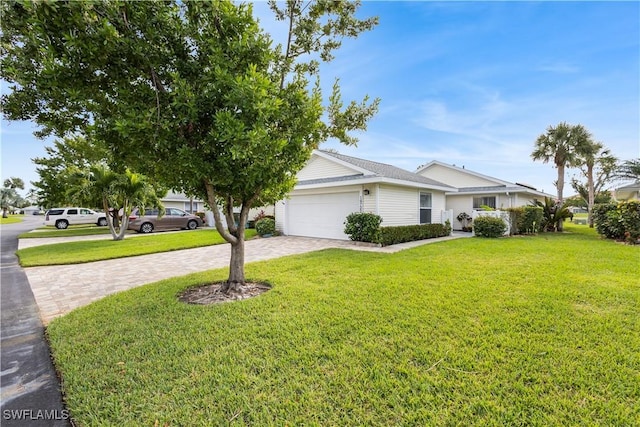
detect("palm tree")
[615,158,640,182]
[68,164,162,240]
[574,140,614,227]
[1,177,25,218]
[532,122,591,231]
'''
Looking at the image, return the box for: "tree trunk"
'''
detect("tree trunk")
[556,164,565,232]
[223,236,245,294]
[203,181,259,295]
[587,164,595,228]
[2,208,7,218]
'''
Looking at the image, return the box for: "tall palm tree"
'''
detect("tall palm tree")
[574,140,609,227]
[532,122,591,231]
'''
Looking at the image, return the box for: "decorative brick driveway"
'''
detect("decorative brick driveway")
[23,234,469,324]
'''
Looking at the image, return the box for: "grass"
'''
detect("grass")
[17,229,257,267]
[47,223,639,426]
[0,214,24,224]
[20,224,118,238]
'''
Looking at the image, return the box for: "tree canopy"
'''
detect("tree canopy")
[1,0,379,291]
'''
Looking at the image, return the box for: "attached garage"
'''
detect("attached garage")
[275,150,455,240]
[286,191,360,240]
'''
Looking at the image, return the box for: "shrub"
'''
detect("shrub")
[506,206,543,235]
[534,197,573,232]
[378,222,451,246]
[593,201,640,244]
[344,212,382,242]
[255,218,276,236]
[473,216,507,238]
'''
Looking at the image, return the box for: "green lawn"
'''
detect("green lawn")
[17,229,257,267]
[20,224,118,238]
[0,214,24,224]
[47,224,639,426]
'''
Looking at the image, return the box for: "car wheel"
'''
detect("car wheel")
[55,220,69,229]
[97,218,108,226]
[140,222,154,233]
[187,220,198,230]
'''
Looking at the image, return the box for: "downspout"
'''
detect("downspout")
[376,183,380,215]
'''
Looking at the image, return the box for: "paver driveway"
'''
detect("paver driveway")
[24,234,468,324]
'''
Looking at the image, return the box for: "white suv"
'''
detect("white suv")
[44,207,108,229]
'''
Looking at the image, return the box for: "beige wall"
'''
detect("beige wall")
[419,163,498,187]
[297,155,360,181]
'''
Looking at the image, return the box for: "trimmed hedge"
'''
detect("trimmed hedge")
[344,212,382,243]
[593,201,640,244]
[473,216,507,238]
[378,221,451,246]
[506,206,544,235]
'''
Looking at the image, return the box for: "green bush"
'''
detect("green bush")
[255,218,276,236]
[506,206,543,235]
[378,221,451,246]
[344,212,382,242]
[473,216,507,238]
[593,201,640,244]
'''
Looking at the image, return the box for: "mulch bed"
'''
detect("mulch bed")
[178,281,271,305]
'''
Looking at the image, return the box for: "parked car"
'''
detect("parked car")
[127,207,204,233]
[44,207,108,229]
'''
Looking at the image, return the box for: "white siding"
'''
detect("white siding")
[419,164,498,187]
[362,184,378,214]
[378,185,419,226]
[297,154,360,181]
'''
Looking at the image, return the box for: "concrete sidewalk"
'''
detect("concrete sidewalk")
[24,233,470,325]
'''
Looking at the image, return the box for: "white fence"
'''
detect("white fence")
[441,209,454,235]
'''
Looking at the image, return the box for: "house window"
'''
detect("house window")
[420,192,432,224]
[473,196,496,210]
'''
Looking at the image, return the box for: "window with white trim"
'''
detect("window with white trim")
[473,196,496,210]
[420,192,432,224]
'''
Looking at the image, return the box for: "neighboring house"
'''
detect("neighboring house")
[162,191,207,213]
[21,206,42,215]
[275,150,456,240]
[614,182,640,201]
[161,191,275,227]
[416,161,550,230]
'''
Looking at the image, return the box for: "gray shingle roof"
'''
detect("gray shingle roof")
[318,150,454,189]
[456,185,545,194]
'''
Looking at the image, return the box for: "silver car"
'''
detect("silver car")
[128,207,204,233]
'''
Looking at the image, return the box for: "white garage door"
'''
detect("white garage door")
[287,192,360,240]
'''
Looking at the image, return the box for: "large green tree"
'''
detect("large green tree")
[32,136,110,208]
[531,122,592,231]
[1,0,379,293]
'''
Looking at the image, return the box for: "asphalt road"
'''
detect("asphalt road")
[1,216,70,426]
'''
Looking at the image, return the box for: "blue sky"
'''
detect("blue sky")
[2,1,639,197]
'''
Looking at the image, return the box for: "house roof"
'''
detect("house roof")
[299,150,455,191]
[616,181,640,191]
[417,160,551,197]
[452,185,549,197]
[416,160,511,186]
